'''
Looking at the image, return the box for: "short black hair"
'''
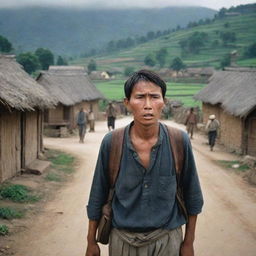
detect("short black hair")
[124,70,166,100]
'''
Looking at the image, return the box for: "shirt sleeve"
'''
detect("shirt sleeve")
[86,133,112,220]
[181,132,204,216]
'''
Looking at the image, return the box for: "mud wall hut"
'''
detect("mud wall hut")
[36,66,104,131]
[194,68,256,156]
[0,55,56,182]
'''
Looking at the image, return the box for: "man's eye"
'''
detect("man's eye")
[152,95,160,98]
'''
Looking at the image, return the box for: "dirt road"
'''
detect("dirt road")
[12,117,256,256]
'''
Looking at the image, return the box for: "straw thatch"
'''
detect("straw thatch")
[37,66,104,106]
[194,69,256,117]
[0,55,56,111]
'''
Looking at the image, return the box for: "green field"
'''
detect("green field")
[73,13,256,71]
[95,80,205,107]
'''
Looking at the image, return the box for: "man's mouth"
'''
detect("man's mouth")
[143,113,154,118]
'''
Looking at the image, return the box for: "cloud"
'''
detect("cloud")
[0,0,255,10]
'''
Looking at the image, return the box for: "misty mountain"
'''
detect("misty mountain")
[0,6,216,56]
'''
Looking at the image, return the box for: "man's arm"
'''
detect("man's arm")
[180,215,197,256]
[85,220,100,256]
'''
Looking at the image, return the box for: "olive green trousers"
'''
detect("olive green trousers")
[109,227,183,256]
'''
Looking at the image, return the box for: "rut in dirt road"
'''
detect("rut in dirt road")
[11,117,256,256]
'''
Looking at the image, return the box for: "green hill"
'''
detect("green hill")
[73,12,256,71]
[0,6,215,56]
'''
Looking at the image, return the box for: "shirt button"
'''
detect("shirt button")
[144,184,148,188]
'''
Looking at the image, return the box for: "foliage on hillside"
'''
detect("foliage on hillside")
[75,9,256,71]
[0,6,216,55]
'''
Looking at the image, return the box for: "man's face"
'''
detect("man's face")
[124,81,165,126]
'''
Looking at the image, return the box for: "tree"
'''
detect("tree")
[146,31,155,40]
[220,54,231,69]
[0,35,13,53]
[17,52,40,74]
[156,48,168,67]
[179,32,208,54]
[170,57,186,71]
[87,59,97,73]
[220,32,236,46]
[144,54,156,67]
[56,56,68,65]
[35,48,54,70]
[244,42,256,58]
[124,66,135,76]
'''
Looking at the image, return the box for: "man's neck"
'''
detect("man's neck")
[131,121,160,140]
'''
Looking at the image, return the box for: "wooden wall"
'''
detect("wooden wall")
[0,108,43,182]
[24,111,39,166]
[246,108,256,156]
[0,109,21,182]
[202,103,243,154]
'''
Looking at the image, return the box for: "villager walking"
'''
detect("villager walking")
[106,102,117,131]
[206,114,220,151]
[76,108,87,143]
[88,110,95,132]
[86,70,203,256]
[185,107,197,139]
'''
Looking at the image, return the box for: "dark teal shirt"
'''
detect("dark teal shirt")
[87,122,203,231]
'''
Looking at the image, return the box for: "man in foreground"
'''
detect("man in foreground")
[86,70,203,256]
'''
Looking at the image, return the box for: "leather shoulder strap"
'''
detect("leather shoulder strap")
[165,125,184,177]
[109,127,126,187]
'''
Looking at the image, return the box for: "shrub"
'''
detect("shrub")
[0,207,23,219]
[0,225,9,236]
[0,184,39,203]
[124,67,135,76]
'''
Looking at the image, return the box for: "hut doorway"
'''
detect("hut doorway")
[20,112,26,169]
[63,106,71,122]
[247,117,256,156]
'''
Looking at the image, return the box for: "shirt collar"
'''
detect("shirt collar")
[125,121,164,152]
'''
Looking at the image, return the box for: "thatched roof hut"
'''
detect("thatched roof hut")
[0,55,55,182]
[194,69,256,117]
[36,66,104,132]
[0,55,56,111]
[37,66,104,106]
[194,68,256,156]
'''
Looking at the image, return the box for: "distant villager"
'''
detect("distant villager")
[76,108,88,143]
[206,114,220,151]
[185,107,198,139]
[88,110,95,132]
[106,102,117,131]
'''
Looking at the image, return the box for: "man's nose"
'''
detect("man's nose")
[144,96,152,109]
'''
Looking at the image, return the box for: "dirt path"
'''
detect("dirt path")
[12,117,256,256]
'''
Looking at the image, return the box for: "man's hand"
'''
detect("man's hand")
[180,241,194,256]
[85,242,100,256]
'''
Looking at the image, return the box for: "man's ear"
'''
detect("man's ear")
[123,98,131,112]
[164,97,167,105]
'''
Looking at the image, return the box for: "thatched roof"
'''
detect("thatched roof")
[37,66,104,106]
[194,69,256,117]
[0,55,56,111]
[186,67,215,76]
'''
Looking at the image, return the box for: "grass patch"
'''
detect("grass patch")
[0,184,40,203]
[218,160,250,172]
[47,150,75,174]
[0,207,24,220]
[48,152,74,166]
[0,224,9,236]
[45,172,62,182]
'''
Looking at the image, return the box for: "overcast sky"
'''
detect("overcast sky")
[0,0,255,10]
